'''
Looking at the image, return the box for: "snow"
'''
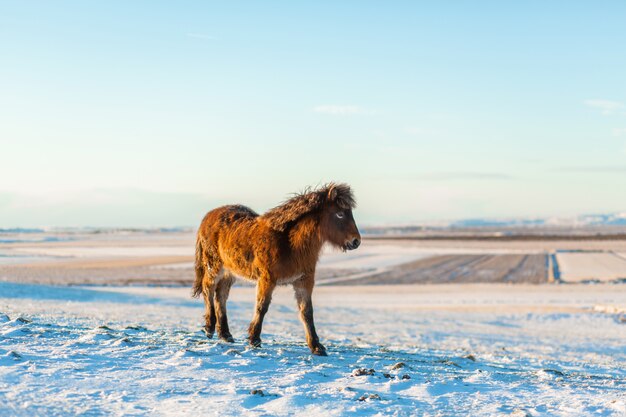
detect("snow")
[557,252,626,282]
[0,249,61,266]
[1,282,625,416]
[318,244,434,270]
[14,246,193,258]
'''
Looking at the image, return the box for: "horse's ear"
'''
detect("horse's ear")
[327,184,338,202]
[325,182,356,209]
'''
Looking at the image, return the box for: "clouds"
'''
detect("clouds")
[404,127,444,137]
[186,33,216,40]
[556,165,626,173]
[584,100,626,150]
[584,99,625,115]
[312,105,372,115]
[413,172,514,181]
[612,128,626,137]
[0,189,216,228]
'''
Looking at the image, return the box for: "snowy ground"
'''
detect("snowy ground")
[556,252,626,282]
[1,282,625,416]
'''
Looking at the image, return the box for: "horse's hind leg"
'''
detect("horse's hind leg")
[202,283,216,338]
[202,259,223,338]
[215,273,235,342]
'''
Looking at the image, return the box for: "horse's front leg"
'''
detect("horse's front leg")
[293,275,326,356]
[247,277,276,348]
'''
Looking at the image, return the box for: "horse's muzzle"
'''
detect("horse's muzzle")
[345,238,361,251]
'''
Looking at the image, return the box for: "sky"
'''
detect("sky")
[1,1,626,227]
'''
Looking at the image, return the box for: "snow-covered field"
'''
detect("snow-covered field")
[5,230,626,284]
[1,282,625,416]
[557,252,626,282]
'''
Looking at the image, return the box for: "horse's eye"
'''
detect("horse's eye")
[335,212,345,219]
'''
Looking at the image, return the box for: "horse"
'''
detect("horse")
[192,183,360,355]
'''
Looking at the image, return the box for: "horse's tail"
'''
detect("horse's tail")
[192,237,205,298]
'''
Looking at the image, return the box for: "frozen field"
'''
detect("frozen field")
[4,230,626,285]
[556,252,626,282]
[1,282,625,416]
[1,229,626,415]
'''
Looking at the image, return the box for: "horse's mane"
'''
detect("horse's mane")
[262,183,356,232]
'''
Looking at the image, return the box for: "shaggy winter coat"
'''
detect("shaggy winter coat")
[192,183,361,355]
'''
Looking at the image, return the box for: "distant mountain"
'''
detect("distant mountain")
[573,213,626,226]
[361,212,626,236]
[451,213,626,228]
[0,228,45,234]
[450,218,546,228]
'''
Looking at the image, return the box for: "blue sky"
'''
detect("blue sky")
[1,1,626,227]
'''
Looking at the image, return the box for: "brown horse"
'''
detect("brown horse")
[192,183,360,355]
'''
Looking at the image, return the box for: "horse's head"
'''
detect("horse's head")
[320,183,361,251]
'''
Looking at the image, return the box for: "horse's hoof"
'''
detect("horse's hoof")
[248,338,262,348]
[203,328,215,339]
[311,346,327,356]
[220,334,235,343]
